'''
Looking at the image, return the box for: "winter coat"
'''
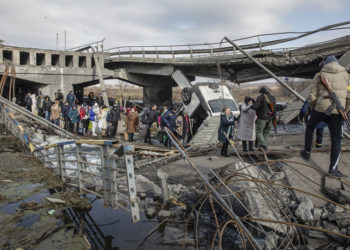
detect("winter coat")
[24,94,32,106]
[51,104,61,120]
[80,106,89,120]
[43,100,52,112]
[66,93,76,105]
[309,62,350,114]
[218,112,236,143]
[89,105,99,121]
[36,96,44,109]
[252,92,276,120]
[31,94,36,108]
[62,105,70,117]
[175,115,184,136]
[162,110,177,132]
[98,108,108,130]
[144,109,158,125]
[110,108,121,123]
[68,109,80,124]
[237,104,256,141]
[126,111,139,133]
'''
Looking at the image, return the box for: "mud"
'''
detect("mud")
[0,135,89,250]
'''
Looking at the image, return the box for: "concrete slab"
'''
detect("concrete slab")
[284,152,350,207]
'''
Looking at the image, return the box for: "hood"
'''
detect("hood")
[321,62,345,74]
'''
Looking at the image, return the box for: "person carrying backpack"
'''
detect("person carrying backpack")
[142,104,158,145]
[108,104,121,137]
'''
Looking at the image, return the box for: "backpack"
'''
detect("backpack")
[106,110,111,123]
[141,109,149,124]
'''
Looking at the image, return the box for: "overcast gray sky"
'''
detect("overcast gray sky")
[0,0,349,50]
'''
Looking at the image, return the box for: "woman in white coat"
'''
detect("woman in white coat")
[98,105,108,136]
[237,96,256,152]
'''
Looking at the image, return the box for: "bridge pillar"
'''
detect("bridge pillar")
[143,85,172,107]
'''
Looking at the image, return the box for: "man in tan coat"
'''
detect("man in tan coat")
[300,55,350,177]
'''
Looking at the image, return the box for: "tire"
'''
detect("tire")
[181,87,192,105]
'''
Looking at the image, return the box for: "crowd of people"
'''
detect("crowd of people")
[218,55,350,178]
[19,56,350,178]
[22,88,192,147]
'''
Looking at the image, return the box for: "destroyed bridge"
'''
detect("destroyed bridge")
[0,22,350,106]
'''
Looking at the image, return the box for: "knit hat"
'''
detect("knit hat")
[323,55,338,66]
[259,87,268,94]
[244,96,253,104]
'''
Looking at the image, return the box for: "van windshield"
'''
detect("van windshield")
[208,99,238,113]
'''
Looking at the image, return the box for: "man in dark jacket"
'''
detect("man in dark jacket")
[108,104,121,137]
[24,92,32,111]
[43,96,52,121]
[62,101,70,130]
[299,99,327,148]
[66,91,76,108]
[162,106,177,148]
[252,87,276,150]
[143,104,158,145]
[218,107,236,157]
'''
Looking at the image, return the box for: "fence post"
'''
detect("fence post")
[110,154,118,208]
[75,143,83,193]
[124,144,140,222]
[101,145,110,206]
[58,145,66,181]
[55,146,62,178]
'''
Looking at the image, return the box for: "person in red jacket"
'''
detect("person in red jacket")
[80,102,90,135]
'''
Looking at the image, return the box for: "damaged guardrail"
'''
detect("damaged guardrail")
[34,140,140,222]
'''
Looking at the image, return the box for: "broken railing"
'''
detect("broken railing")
[34,140,140,222]
[106,21,350,59]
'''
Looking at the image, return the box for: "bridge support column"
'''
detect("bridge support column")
[143,85,172,107]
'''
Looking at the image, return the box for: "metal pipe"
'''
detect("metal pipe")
[223,36,305,102]
[223,37,350,140]
[164,127,263,250]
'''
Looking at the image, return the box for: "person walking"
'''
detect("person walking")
[66,90,76,108]
[31,92,37,114]
[162,106,177,148]
[142,104,158,145]
[24,92,32,111]
[108,104,121,137]
[62,101,70,130]
[90,103,100,136]
[299,98,327,148]
[51,99,61,126]
[43,96,52,121]
[36,94,44,118]
[68,105,80,132]
[80,103,90,135]
[300,55,350,177]
[125,107,139,142]
[218,107,237,157]
[252,87,276,151]
[237,96,256,152]
[98,105,109,136]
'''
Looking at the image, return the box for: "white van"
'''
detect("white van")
[181,83,240,145]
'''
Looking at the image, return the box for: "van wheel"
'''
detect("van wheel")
[181,87,192,105]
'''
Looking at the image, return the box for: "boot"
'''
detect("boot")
[242,141,248,152]
[144,137,148,143]
[328,168,347,178]
[255,140,259,148]
[249,141,254,151]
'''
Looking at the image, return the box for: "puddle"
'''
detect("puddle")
[0,186,49,214]
[15,213,40,228]
[65,194,158,250]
